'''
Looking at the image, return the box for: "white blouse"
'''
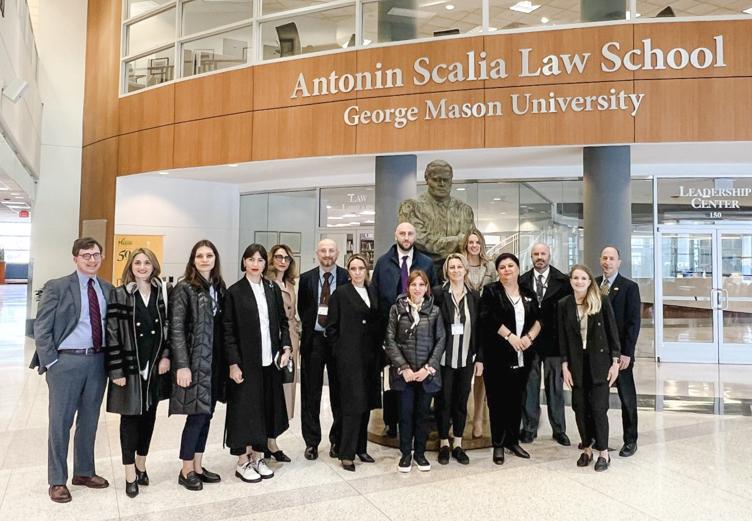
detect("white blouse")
[354,285,370,307]
[249,279,273,367]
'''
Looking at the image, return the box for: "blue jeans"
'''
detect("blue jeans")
[398,382,435,456]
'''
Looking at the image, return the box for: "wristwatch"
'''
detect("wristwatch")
[504,331,512,340]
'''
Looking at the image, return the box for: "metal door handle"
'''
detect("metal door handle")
[710,288,720,310]
[721,288,729,311]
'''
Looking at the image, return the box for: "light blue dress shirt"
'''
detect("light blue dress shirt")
[314,267,337,332]
[58,271,107,350]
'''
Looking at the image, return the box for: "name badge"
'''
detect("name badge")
[317,305,328,316]
[451,323,464,336]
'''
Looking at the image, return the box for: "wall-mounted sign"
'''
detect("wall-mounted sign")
[112,235,164,285]
[660,178,752,222]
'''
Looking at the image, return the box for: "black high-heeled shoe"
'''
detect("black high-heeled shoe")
[135,468,149,486]
[493,447,505,465]
[265,450,292,463]
[357,453,375,463]
[507,444,530,459]
[125,480,139,498]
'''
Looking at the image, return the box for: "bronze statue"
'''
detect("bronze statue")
[398,160,476,273]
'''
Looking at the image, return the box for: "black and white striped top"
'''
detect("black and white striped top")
[441,287,474,369]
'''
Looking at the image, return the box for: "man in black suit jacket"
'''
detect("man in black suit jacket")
[519,244,572,446]
[298,238,349,460]
[31,238,113,503]
[597,246,641,457]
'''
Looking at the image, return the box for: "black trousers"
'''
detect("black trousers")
[120,404,158,465]
[485,366,528,448]
[301,332,342,449]
[398,382,435,456]
[339,411,369,461]
[616,360,638,444]
[521,352,567,437]
[435,364,474,440]
[382,389,399,428]
[571,356,610,452]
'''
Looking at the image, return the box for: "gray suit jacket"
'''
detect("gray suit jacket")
[30,271,114,374]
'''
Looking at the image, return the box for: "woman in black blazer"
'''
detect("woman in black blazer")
[558,264,621,472]
[224,244,292,484]
[325,254,381,472]
[432,253,482,466]
[479,253,541,465]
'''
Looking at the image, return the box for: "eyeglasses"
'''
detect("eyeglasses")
[79,253,102,260]
[274,255,292,263]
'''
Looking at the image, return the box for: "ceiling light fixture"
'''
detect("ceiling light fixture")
[158,171,169,175]
[493,197,501,201]
[446,4,455,10]
[228,164,238,167]
[456,187,465,191]
[387,7,436,18]
[540,16,549,23]
[363,39,372,46]
[509,1,540,14]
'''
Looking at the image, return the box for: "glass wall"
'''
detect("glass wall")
[122,1,752,93]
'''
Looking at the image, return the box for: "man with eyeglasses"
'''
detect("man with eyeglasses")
[31,238,114,503]
[298,238,349,460]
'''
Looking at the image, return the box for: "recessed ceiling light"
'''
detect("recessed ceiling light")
[493,197,501,201]
[456,187,465,191]
[326,205,332,209]
[158,171,169,175]
[446,4,455,10]
[0,188,8,191]
[228,164,238,167]
[541,16,549,23]
[509,1,540,14]
[744,7,752,14]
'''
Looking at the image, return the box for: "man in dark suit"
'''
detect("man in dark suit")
[597,246,641,457]
[519,243,572,446]
[298,238,349,460]
[31,237,113,503]
[372,222,437,437]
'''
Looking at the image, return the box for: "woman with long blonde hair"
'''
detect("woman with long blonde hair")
[558,264,621,472]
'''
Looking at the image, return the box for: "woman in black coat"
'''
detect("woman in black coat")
[432,253,482,466]
[105,248,171,498]
[479,253,541,465]
[559,264,621,472]
[384,270,446,474]
[224,244,291,484]
[171,240,226,491]
[325,254,381,472]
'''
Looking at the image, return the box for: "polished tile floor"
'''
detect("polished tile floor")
[2,284,752,520]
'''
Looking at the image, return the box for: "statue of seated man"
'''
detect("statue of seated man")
[398,160,476,275]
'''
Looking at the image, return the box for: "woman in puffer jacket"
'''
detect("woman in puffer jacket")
[384,270,446,474]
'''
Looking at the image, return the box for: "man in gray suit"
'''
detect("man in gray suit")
[31,237,113,503]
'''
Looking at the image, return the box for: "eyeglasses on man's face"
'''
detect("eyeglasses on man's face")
[274,254,292,263]
[79,253,102,260]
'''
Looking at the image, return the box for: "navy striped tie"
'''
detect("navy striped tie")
[88,279,102,352]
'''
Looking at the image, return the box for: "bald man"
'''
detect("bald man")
[372,222,438,437]
[519,243,572,446]
[298,239,349,460]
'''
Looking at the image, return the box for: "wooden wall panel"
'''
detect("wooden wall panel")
[81,138,119,281]
[118,126,175,176]
[634,20,752,80]
[119,84,175,135]
[634,78,752,143]
[82,0,120,146]
[354,90,485,155]
[356,37,485,98]
[173,112,253,168]
[175,67,254,123]
[254,53,358,110]
[484,25,634,88]
[485,81,636,148]
[252,102,356,161]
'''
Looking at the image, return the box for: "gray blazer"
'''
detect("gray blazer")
[31,271,113,374]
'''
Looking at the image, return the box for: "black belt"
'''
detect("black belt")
[59,348,101,356]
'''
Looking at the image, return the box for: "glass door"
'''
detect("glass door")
[656,227,752,364]
[657,228,718,363]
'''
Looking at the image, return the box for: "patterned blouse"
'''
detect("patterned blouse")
[466,260,498,293]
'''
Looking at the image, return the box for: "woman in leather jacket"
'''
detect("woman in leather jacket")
[105,248,171,498]
[384,270,446,474]
[170,240,227,491]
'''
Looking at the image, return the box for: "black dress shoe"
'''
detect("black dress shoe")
[196,467,221,483]
[619,443,637,457]
[305,446,319,460]
[329,446,339,459]
[577,453,593,467]
[438,446,451,465]
[553,433,571,447]
[265,450,292,462]
[386,424,398,438]
[357,453,375,463]
[135,469,149,486]
[125,479,139,498]
[178,471,203,491]
[342,460,356,472]
[519,431,535,444]
[507,444,530,459]
[452,447,470,465]
[594,456,611,472]
[493,447,505,465]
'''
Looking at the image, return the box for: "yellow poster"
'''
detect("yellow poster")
[112,235,164,286]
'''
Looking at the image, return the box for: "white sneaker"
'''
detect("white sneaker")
[235,461,261,483]
[252,458,274,479]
